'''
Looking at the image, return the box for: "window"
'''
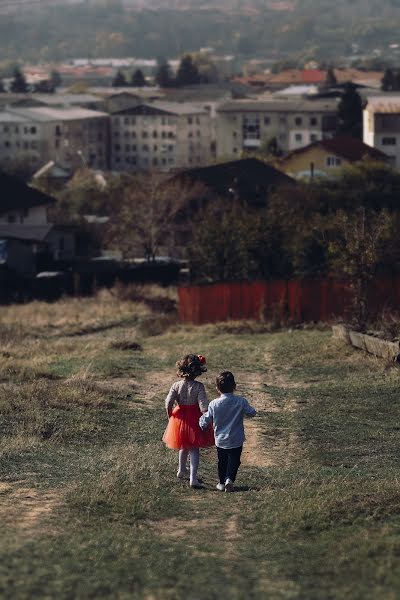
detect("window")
[4,141,10,148]
[295,133,303,143]
[7,214,16,223]
[326,155,341,167]
[142,144,149,151]
[153,158,158,166]
[188,117,193,125]
[295,117,303,126]
[382,137,396,146]
[188,132,193,138]
[115,144,121,151]
[310,134,318,142]
[153,131,158,138]
[142,131,148,138]
[125,144,130,152]
[279,116,286,125]
[153,145,158,151]
[264,116,270,125]
[131,132,136,138]
[310,117,317,127]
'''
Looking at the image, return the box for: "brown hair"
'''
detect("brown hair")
[176,354,207,379]
[216,371,236,393]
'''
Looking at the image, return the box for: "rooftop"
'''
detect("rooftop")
[282,135,389,163]
[7,106,109,122]
[217,98,338,113]
[0,171,56,213]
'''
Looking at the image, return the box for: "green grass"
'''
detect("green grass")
[0,294,400,599]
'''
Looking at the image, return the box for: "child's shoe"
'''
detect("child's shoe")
[225,478,234,492]
[177,468,189,479]
[216,483,225,491]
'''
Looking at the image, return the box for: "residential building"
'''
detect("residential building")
[216,98,338,159]
[110,102,213,172]
[0,105,110,171]
[363,96,400,169]
[278,136,390,179]
[162,158,296,258]
[0,170,75,277]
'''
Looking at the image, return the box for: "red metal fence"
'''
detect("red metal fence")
[178,278,400,324]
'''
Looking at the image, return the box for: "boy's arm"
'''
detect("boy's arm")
[199,404,213,429]
[243,398,257,417]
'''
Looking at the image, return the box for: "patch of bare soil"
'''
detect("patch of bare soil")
[0,483,61,534]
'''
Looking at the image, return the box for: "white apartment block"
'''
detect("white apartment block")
[0,106,109,171]
[110,102,213,172]
[216,99,338,159]
[363,97,400,170]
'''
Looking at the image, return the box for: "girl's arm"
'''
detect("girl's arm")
[165,384,178,418]
[197,383,209,413]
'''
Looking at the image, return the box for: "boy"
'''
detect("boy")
[199,371,256,492]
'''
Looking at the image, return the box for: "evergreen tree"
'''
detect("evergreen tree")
[50,70,62,90]
[381,68,395,91]
[10,67,28,93]
[155,59,174,88]
[325,66,337,87]
[0,79,5,93]
[131,68,146,87]
[175,54,201,87]
[337,82,363,139]
[112,69,128,87]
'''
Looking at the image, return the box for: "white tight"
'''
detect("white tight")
[178,448,200,484]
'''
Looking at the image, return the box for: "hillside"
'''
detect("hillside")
[1,0,400,63]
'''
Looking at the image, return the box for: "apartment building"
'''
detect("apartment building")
[110,102,213,172]
[215,98,338,159]
[0,106,109,171]
[363,96,400,169]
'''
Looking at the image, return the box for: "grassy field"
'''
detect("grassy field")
[1,287,400,599]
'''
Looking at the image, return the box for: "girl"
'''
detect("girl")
[163,354,214,488]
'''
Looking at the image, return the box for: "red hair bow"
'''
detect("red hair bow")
[198,355,206,365]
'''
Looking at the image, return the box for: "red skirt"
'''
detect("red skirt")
[163,404,214,450]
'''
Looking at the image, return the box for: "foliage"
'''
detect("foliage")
[3,0,400,64]
[112,69,128,87]
[154,58,174,88]
[105,173,201,259]
[327,207,394,328]
[131,68,146,86]
[10,66,28,93]
[337,82,363,139]
[175,54,201,86]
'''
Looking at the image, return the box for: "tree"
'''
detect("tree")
[175,54,201,87]
[10,66,28,93]
[131,68,146,87]
[154,59,174,88]
[33,79,55,93]
[381,68,395,91]
[105,174,197,260]
[50,70,62,90]
[325,66,337,87]
[0,79,5,93]
[327,207,394,329]
[337,82,363,139]
[112,69,128,87]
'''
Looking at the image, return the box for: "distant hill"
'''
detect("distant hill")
[1,0,400,64]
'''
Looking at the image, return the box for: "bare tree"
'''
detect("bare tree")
[105,172,205,260]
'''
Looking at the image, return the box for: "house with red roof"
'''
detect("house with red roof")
[278,136,390,179]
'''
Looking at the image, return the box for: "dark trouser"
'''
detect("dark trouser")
[217,445,243,483]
